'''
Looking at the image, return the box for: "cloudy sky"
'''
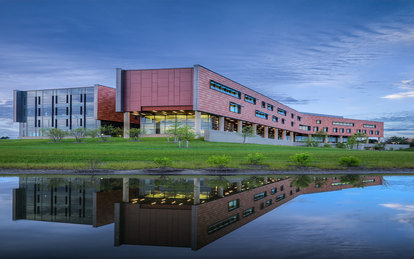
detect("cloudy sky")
[1,0,413,138]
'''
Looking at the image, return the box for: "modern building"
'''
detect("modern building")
[13,85,139,138]
[116,65,384,142]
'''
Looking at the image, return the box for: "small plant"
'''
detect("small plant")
[41,128,67,143]
[339,156,361,167]
[85,129,99,138]
[246,153,265,165]
[323,143,331,148]
[129,128,145,141]
[70,128,87,143]
[153,157,173,168]
[290,153,312,167]
[176,126,196,148]
[306,140,319,147]
[335,142,347,149]
[239,125,255,143]
[207,155,232,168]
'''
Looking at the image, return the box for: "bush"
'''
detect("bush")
[339,156,361,167]
[41,128,67,142]
[306,140,319,147]
[129,128,145,141]
[246,153,265,165]
[335,142,347,149]
[323,143,331,148]
[289,153,312,167]
[374,143,385,151]
[85,129,99,138]
[207,155,232,168]
[153,157,173,168]
[70,128,87,143]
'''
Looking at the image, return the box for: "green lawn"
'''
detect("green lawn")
[0,138,413,170]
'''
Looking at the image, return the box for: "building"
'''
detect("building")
[13,85,139,138]
[116,65,384,142]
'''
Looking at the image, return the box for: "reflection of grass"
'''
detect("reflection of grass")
[0,137,413,170]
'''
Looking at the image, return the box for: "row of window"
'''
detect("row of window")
[35,94,87,105]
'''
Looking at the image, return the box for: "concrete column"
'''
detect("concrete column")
[308,134,312,141]
[366,137,369,144]
[217,187,224,198]
[264,126,268,138]
[219,116,225,131]
[252,124,257,135]
[237,120,243,132]
[282,130,286,140]
[194,111,201,138]
[340,136,343,143]
[193,178,200,205]
[324,136,328,143]
[275,129,279,140]
[236,181,242,192]
[290,132,294,142]
[378,137,381,143]
[123,112,130,139]
[122,178,129,203]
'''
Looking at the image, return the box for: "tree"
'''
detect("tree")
[291,175,313,188]
[0,136,9,139]
[98,125,113,142]
[166,120,182,142]
[70,128,87,143]
[129,128,146,141]
[313,130,328,143]
[85,128,100,138]
[239,125,255,143]
[349,132,368,150]
[339,174,365,188]
[41,128,68,143]
[385,136,409,144]
[176,126,196,148]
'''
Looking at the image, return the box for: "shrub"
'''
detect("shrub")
[339,156,361,167]
[323,143,331,148]
[41,128,67,142]
[246,153,265,165]
[85,129,99,138]
[70,128,87,143]
[153,157,173,168]
[289,153,312,167]
[306,140,319,147]
[129,128,145,141]
[335,142,347,149]
[207,155,232,168]
[374,143,385,151]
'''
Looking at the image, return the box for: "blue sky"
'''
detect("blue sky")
[1,0,413,138]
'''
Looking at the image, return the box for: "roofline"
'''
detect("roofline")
[14,84,113,92]
[118,66,193,72]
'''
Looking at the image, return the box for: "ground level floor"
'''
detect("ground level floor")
[125,110,381,144]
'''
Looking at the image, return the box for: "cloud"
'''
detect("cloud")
[382,80,414,99]
[380,203,414,227]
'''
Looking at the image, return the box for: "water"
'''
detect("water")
[0,174,413,258]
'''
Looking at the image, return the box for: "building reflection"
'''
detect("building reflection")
[12,175,382,250]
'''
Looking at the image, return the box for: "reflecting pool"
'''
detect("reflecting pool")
[0,174,413,258]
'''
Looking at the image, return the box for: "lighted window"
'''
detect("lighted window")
[244,94,256,104]
[228,199,240,211]
[210,80,241,99]
[229,102,241,114]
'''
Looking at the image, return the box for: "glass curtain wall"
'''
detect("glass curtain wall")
[141,113,211,134]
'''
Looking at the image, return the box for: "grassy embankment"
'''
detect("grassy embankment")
[0,138,413,170]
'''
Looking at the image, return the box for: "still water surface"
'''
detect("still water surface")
[0,174,413,258]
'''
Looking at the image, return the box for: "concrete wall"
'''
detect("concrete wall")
[204,130,306,146]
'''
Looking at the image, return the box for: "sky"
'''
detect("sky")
[0,0,413,138]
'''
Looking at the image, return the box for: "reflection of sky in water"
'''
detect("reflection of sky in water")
[0,176,413,258]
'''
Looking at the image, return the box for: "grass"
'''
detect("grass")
[0,137,413,170]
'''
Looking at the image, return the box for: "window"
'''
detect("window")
[242,208,254,218]
[80,94,83,103]
[316,120,321,124]
[80,118,83,127]
[346,129,351,133]
[363,124,376,128]
[38,120,41,127]
[38,108,41,116]
[357,129,361,133]
[300,125,311,131]
[333,128,338,133]
[297,116,301,121]
[210,80,241,99]
[229,102,241,114]
[244,94,256,104]
[277,108,287,116]
[314,126,319,132]
[80,106,83,115]
[280,185,284,191]
[271,188,277,194]
[281,119,285,124]
[375,131,379,135]
[66,107,69,115]
[363,130,366,134]
[291,113,294,119]
[272,116,278,122]
[291,122,294,127]
[208,214,239,234]
[265,199,272,207]
[228,199,240,211]
[340,128,344,133]
[66,119,68,127]
[267,104,274,111]
[38,96,41,105]
[261,101,266,108]
[323,127,328,132]
[276,194,285,202]
[254,191,267,201]
[290,190,293,195]
[333,121,354,127]
[255,110,268,119]
[66,95,69,103]
[369,130,373,134]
